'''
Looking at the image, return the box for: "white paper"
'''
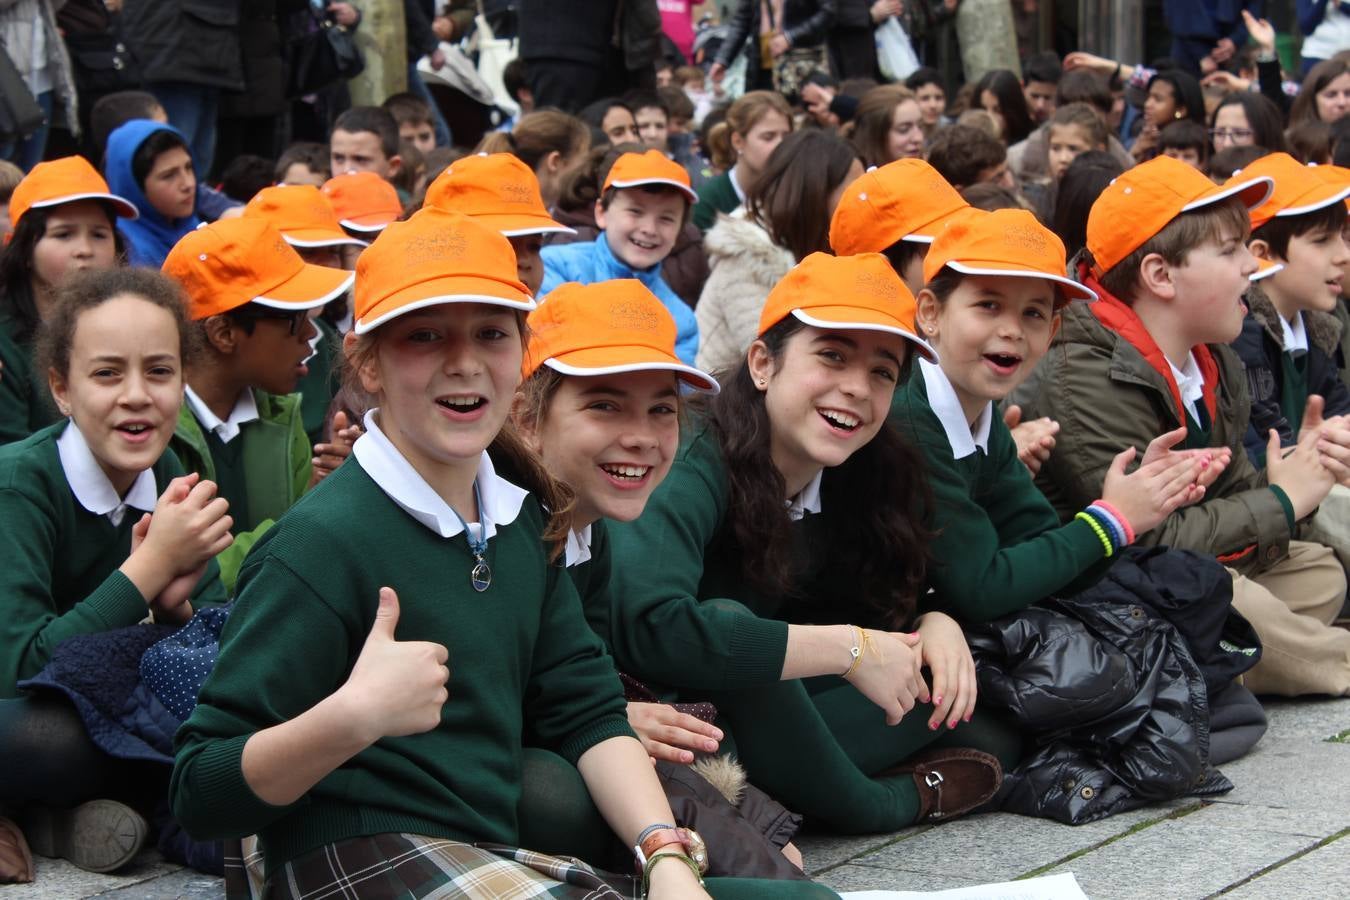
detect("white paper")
[838,871,1089,900]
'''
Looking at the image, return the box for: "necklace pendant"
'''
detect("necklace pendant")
[471,558,492,592]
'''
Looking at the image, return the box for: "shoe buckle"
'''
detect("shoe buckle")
[924,770,944,789]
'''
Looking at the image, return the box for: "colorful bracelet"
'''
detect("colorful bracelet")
[1085,504,1125,548]
[1092,499,1135,545]
[643,850,704,895]
[1075,511,1114,557]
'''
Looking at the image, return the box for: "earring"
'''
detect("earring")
[757,378,767,386]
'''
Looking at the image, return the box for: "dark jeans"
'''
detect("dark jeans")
[149,82,220,178]
[0,90,52,171]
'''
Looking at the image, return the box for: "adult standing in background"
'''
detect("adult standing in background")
[1162,0,1260,78]
[119,0,245,179]
[0,0,79,170]
[710,0,836,98]
[216,0,311,172]
[829,0,892,81]
[520,0,660,113]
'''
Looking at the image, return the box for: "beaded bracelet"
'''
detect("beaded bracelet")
[643,850,704,895]
[1092,499,1136,545]
[1085,504,1125,548]
[1075,511,1114,557]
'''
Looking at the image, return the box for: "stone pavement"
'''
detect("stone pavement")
[10,696,1349,898]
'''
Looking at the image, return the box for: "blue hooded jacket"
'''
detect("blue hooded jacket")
[540,234,700,365]
[104,120,202,269]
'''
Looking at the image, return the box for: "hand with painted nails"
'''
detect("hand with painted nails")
[915,611,977,732]
[626,702,722,764]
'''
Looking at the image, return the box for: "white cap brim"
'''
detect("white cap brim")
[542,357,719,393]
[944,260,1098,303]
[33,191,139,220]
[607,177,698,204]
[792,309,938,362]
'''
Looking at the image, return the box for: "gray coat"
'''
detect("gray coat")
[0,0,78,133]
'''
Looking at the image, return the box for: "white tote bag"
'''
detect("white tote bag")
[875,17,920,83]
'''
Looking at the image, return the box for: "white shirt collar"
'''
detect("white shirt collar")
[56,421,158,526]
[351,409,528,538]
[564,524,593,567]
[1280,311,1309,354]
[1167,351,1205,423]
[183,386,259,444]
[786,469,823,521]
[729,163,747,205]
[919,358,992,459]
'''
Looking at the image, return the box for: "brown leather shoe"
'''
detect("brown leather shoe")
[0,817,34,883]
[891,748,1003,822]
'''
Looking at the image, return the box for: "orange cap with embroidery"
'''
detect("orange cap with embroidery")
[757,251,935,360]
[829,158,973,256]
[523,280,718,391]
[1086,155,1272,277]
[7,156,138,239]
[424,152,575,236]
[924,208,1097,305]
[243,184,368,248]
[321,172,402,233]
[1235,152,1350,231]
[163,217,355,320]
[1316,163,1350,212]
[352,206,533,334]
[602,149,698,203]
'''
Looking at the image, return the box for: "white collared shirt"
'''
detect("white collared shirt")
[351,409,527,539]
[1280,311,1309,354]
[728,163,747,206]
[183,386,260,445]
[1168,352,1205,424]
[57,421,158,527]
[786,469,823,521]
[565,524,593,567]
[919,358,992,459]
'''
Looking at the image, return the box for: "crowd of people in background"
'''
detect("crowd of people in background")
[0,1,1349,897]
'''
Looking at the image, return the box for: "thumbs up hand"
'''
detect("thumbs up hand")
[342,587,450,742]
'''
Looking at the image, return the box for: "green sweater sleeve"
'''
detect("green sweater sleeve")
[605,434,789,693]
[523,561,634,764]
[0,487,149,695]
[907,410,1109,622]
[171,554,353,840]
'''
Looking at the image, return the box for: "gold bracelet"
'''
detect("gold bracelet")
[643,850,704,895]
[843,625,870,679]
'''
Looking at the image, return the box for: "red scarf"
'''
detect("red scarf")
[1081,268,1219,426]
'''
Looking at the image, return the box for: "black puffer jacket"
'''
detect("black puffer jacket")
[119,0,245,91]
[967,547,1258,824]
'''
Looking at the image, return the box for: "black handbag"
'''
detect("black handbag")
[287,10,365,98]
[0,48,45,141]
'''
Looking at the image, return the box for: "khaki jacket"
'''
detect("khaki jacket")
[1020,300,1293,575]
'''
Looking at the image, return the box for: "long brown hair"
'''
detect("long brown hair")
[474,109,591,171]
[343,312,575,557]
[706,91,793,171]
[745,130,859,262]
[705,318,932,628]
[849,84,918,168]
[1292,58,1350,127]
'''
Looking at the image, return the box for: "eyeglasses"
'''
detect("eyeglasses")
[234,305,310,336]
[1209,128,1253,142]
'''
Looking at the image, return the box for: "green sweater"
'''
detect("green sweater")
[170,458,633,872]
[693,170,740,232]
[0,312,59,446]
[170,389,312,592]
[889,369,1112,623]
[604,424,864,697]
[0,421,228,697]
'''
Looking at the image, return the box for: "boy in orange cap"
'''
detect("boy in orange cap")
[321,172,402,243]
[540,149,699,364]
[1229,153,1350,460]
[162,217,355,590]
[423,152,574,296]
[1018,154,1350,699]
[828,157,974,294]
[243,183,368,443]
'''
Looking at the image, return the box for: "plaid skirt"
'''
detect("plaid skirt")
[255,833,641,900]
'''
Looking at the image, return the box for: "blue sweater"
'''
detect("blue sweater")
[540,235,699,365]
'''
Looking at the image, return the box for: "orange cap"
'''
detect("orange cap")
[321,172,402,233]
[163,218,355,320]
[243,184,367,248]
[602,149,698,204]
[352,207,533,334]
[757,252,935,360]
[8,155,138,235]
[523,280,718,391]
[424,152,575,236]
[1315,163,1350,212]
[1236,152,1350,231]
[829,159,972,255]
[924,208,1097,305]
[1250,257,1284,282]
[1086,155,1272,277]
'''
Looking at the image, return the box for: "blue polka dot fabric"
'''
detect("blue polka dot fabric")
[140,604,232,721]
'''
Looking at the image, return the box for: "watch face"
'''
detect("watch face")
[681,827,709,873]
